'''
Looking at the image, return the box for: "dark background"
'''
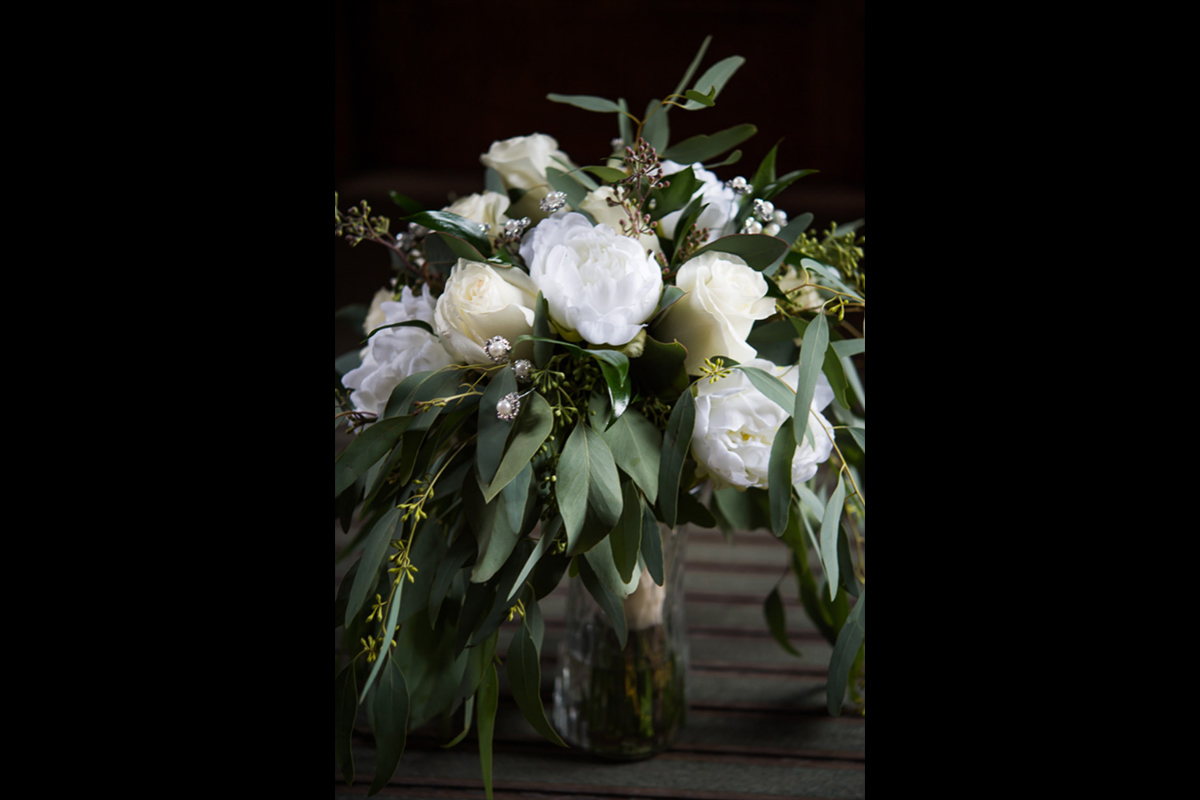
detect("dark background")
[334,0,865,355]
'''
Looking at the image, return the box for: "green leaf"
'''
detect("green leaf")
[751,140,781,196]
[532,293,554,369]
[429,528,475,628]
[506,606,568,746]
[442,696,474,749]
[663,123,757,164]
[363,318,437,344]
[762,213,814,277]
[604,481,643,586]
[598,408,661,504]
[735,365,795,415]
[369,656,410,795]
[761,169,820,201]
[848,426,866,453]
[630,334,689,401]
[546,93,622,113]
[335,349,362,378]
[642,97,670,152]
[658,387,695,528]
[831,338,865,358]
[483,392,553,502]
[475,367,518,487]
[827,590,865,715]
[507,516,559,601]
[335,417,410,497]
[683,55,745,110]
[477,661,499,800]
[577,556,627,649]
[388,191,424,215]
[764,586,801,657]
[672,35,713,98]
[768,425,796,536]
[639,503,664,585]
[545,167,591,219]
[344,505,401,629]
[334,663,357,786]
[426,230,489,265]
[820,474,846,602]
[484,167,505,195]
[582,165,628,183]
[682,88,715,107]
[557,421,624,553]
[471,463,532,584]
[403,211,492,256]
[617,97,633,145]
[648,167,700,223]
[792,312,830,447]
[692,233,790,272]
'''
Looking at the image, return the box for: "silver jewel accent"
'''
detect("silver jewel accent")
[741,217,763,234]
[753,199,776,223]
[512,359,533,383]
[539,191,567,214]
[772,209,788,227]
[483,335,511,363]
[479,222,492,234]
[496,391,521,421]
[726,176,753,195]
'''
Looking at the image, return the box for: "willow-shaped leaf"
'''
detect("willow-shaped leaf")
[429,529,474,628]
[388,191,424,215]
[578,555,627,649]
[764,586,801,657]
[792,312,829,447]
[477,661,499,800]
[736,365,795,415]
[663,123,757,164]
[848,427,866,453]
[642,97,670,152]
[683,55,745,110]
[475,366,518,487]
[334,663,357,786]
[360,568,405,703]
[506,606,567,747]
[827,590,865,716]
[607,481,643,585]
[507,515,560,601]
[344,505,401,629]
[470,465,531,585]
[598,407,661,504]
[335,417,411,497]
[819,474,846,602]
[683,87,716,107]
[403,211,491,256]
[617,97,633,146]
[532,293,554,368]
[639,501,664,585]
[556,421,623,552]
[369,656,410,796]
[546,93,622,113]
[583,524,641,599]
[762,213,813,277]
[692,233,789,272]
[671,35,713,98]
[658,387,695,528]
[483,392,552,503]
[768,423,796,536]
[582,165,627,183]
[441,696,473,749]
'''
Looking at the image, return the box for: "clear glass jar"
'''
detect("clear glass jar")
[552,524,688,759]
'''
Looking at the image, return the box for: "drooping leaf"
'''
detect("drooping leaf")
[546,93,623,113]
[658,387,695,528]
[344,505,401,629]
[388,191,424,215]
[429,528,475,628]
[582,165,628,183]
[630,334,689,401]
[532,293,554,369]
[334,663,357,786]
[671,35,713,98]
[768,423,796,536]
[483,392,553,502]
[617,97,633,146]
[584,511,641,598]
[663,123,757,164]
[639,502,664,585]
[545,167,591,220]
[762,212,814,277]
[368,656,410,796]
[475,366,518,487]
[692,233,790,272]
[477,661,499,800]
[334,417,410,498]
[764,586,802,657]
[820,474,847,602]
[848,426,866,453]
[506,604,568,746]
[683,55,745,110]
[682,87,716,107]
[598,408,661,504]
[735,364,795,415]
[827,590,865,715]
[403,211,492,256]
[642,97,670,152]
[470,463,531,584]
[577,555,627,649]
[557,421,623,553]
[792,312,830,448]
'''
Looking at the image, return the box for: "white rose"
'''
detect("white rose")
[691,358,835,491]
[480,133,575,220]
[653,250,776,374]
[433,258,539,364]
[656,160,739,242]
[578,185,661,256]
[442,191,511,250]
[342,285,459,418]
[519,212,663,347]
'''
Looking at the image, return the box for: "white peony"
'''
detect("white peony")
[433,258,539,364]
[656,160,739,242]
[519,212,663,347]
[578,185,662,256]
[342,285,459,418]
[480,133,575,220]
[652,250,776,374]
[442,191,511,250]
[691,358,835,491]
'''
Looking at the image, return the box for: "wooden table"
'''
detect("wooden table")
[334,519,865,799]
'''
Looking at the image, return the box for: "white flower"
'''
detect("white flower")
[691,358,835,491]
[433,258,539,364]
[520,212,663,347]
[442,191,511,249]
[578,185,662,256]
[774,263,824,311]
[480,133,575,220]
[652,250,776,374]
[656,160,739,242]
[342,285,458,418]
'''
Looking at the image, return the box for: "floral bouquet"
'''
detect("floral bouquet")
[334,37,864,796]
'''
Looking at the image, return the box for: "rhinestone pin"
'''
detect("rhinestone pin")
[483,335,511,363]
[539,191,567,214]
[726,176,753,196]
[753,199,775,223]
[512,358,533,383]
[496,392,521,421]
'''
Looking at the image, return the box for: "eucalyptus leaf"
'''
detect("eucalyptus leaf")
[483,392,553,503]
[532,293,554,369]
[764,586,802,657]
[672,35,713,98]
[598,407,661,504]
[334,663,357,786]
[848,427,866,453]
[682,88,716,107]
[475,367,518,487]
[545,167,591,220]
[819,474,846,602]
[617,97,633,145]
[768,422,796,536]
[683,55,745,110]
[692,233,789,272]
[506,607,568,746]
[369,656,410,795]
[334,417,410,498]
[831,338,865,358]
[470,463,531,584]
[359,564,405,703]
[658,387,695,528]
[477,661,499,800]
[577,555,627,649]
[484,167,505,195]
[344,505,401,629]
[642,97,670,152]
[827,590,865,715]
[404,211,492,257]
[792,312,830,448]
[388,191,424,215]
[736,365,795,415]
[663,123,757,164]
[429,528,475,628]
[582,165,628,183]
[762,213,814,276]
[546,93,622,113]
[639,502,664,585]
[557,421,623,553]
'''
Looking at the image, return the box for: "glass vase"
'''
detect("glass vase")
[551,524,689,759]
